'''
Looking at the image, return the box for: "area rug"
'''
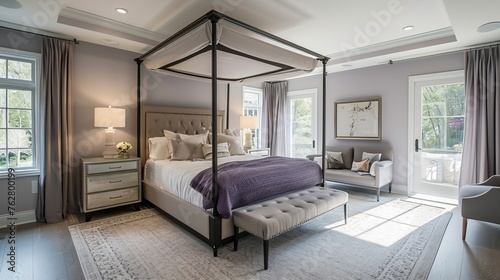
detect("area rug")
[69,192,452,280]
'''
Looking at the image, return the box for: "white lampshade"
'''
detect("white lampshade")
[240,115,259,129]
[94,107,126,128]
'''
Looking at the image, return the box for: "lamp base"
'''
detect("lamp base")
[102,145,118,158]
[244,130,252,150]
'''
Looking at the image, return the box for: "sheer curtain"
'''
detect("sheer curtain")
[37,37,75,223]
[261,81,287,156]
[459,45,500,186]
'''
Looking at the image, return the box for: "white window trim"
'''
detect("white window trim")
[0,47,41,179]
[242,86,263,149]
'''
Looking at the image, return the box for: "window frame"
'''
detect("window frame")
[0,47,41,178]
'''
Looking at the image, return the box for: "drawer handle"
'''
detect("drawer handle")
[108,166,122,169]
[109,180,122,183]
[109,195,122,199]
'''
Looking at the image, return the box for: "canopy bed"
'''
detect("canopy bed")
[135,10,330,256]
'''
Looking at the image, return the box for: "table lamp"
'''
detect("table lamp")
[240,115,259,150]
[94,106,126,158]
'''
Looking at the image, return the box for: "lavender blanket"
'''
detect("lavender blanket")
[190,156,322,218]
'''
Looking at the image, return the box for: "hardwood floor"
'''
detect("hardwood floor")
[0,195,499,280]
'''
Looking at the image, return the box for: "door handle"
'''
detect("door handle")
[312,140,315,149]
[415,139,422,152]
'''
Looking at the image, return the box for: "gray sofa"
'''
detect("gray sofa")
[306,146,393,201]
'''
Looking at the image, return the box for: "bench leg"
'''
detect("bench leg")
[344,203,348,224]
[264,239,269,270]
[234,226,239,251]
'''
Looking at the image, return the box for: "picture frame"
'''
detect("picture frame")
[334,97,381,140]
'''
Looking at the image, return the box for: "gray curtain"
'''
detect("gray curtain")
[459,45,500,186]
[262,81,287,156]
[36,37,75,223]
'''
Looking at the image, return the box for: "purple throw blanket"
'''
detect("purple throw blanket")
[190,156,322,218]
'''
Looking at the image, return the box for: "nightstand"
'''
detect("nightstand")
[80,157,141,222]
[247,148,270,156]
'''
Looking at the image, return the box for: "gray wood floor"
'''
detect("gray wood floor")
[0,195,499,280]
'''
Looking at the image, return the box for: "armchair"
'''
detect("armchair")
[459,175,500,240]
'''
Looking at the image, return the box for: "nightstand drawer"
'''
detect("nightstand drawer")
[87,187,139,210]
[87,161,138,174]
[87,171,139,193]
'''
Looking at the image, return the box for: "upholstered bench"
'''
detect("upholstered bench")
[233,186,348,270]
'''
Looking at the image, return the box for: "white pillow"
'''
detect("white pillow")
[164,130,208,157]
[209,133,246,155]
[170,134,206,160]
[148,137,169,160]
[202,142,231,159]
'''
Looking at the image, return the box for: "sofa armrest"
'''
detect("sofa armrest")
[479,175,500,186]
[306,154,322,161]
[374,160,393,188]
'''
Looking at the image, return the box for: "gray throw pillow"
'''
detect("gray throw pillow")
[170,134,205,160]
[326,151,345,169]
[202,143,231,159]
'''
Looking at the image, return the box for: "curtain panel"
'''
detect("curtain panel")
[262,81,288,156]
[459,45,500,186]
[37,38,75,223]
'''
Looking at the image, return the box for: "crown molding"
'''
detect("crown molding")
[327,27,457,64]
[57,7,164,46]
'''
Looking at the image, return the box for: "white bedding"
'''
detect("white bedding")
[144,155,261,208]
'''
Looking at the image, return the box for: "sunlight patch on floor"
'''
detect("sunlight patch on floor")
[324,200,445,247]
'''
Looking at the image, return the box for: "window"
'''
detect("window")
[242,86,262,149]
[0,47,40,177]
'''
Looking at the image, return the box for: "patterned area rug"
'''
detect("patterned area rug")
[69,192,451,280]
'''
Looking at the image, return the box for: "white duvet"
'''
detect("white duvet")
[144,155,261,208]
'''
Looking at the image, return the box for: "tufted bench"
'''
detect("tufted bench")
[233,186,348,270]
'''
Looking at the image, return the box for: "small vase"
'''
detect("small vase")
[118,151,130,159]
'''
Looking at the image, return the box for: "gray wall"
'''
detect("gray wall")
[288,52,465,192]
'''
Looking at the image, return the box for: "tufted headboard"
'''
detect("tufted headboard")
[140,106,225,167]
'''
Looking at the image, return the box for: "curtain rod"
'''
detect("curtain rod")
[0,23,78,44]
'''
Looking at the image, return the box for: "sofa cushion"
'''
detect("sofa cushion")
[325,146,354,168]
[354,147,393,162]
[324,169,376,187]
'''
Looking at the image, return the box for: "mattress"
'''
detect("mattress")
[144,155,260,208]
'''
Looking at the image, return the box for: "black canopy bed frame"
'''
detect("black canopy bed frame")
[134,10,329,256]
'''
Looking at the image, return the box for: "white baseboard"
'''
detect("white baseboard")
[0,210,36,228]
[390,184,408,195]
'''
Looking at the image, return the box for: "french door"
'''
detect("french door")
[287,89,317,158]
[408,71,465,200]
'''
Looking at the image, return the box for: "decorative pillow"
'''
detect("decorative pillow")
[326,151,345,169]
[202,143,231,159]
[209,133,246,155]
[362,152,382,175]
[351,159,370,172]
[148,137,169,160]
[164,130,208,157]
[170,134,205,160]
[224,128,240,137]
[362,152,382,164]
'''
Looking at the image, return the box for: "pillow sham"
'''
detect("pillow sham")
[202,143,231,159]
[326,151,345,169]
[164,129,208,157]
[351,159,370,172]
[148,137,169,160]
[362,152,381,164]
[170,134,206,160]
[209,133,246,155]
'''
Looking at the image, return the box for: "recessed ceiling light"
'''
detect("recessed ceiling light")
[477,21,500,33]
[402,25,414,31]
[115,8,128,14]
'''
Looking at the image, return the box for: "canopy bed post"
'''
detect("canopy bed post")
[226,83,230,130]
[209,13,222,257]
[135,58,143,158]
[321,58,328,186]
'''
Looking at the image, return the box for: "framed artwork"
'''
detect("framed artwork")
[334,97,381,140]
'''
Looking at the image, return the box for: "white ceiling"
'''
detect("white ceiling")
[1,0,499,73]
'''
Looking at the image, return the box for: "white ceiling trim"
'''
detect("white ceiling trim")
[57,7,164,46]
[0,20,75,41]
[327,27,457,64]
